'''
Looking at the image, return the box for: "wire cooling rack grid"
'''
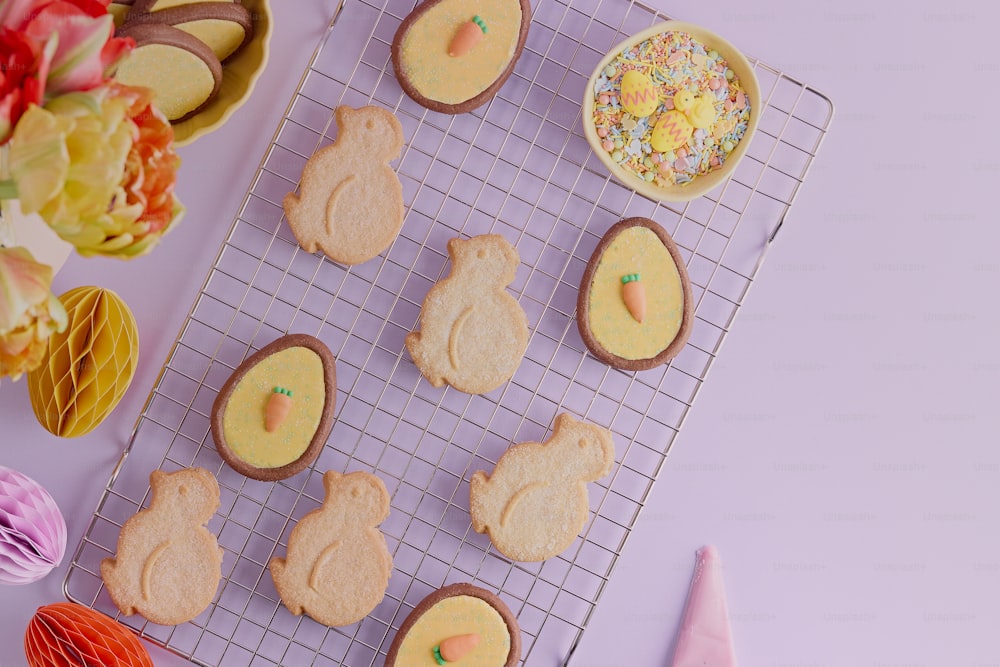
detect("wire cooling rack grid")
[65,0,832,663]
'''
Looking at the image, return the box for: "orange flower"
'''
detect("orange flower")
[0,246,67,381]
[117,83,181,241]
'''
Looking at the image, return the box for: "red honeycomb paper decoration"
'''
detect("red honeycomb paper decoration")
[24,602,152,667]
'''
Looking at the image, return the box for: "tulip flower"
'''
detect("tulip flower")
[7,83,183,258]
[0,245,67,381]
[0,0,133,143]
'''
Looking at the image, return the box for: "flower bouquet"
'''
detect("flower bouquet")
[0,0,183,381]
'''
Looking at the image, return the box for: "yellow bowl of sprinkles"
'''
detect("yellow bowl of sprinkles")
[583,21,760,202]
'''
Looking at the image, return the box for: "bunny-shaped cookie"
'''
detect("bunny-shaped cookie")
[406,234,528,394]
[283,105,405,265]
[101,468,222,625]
[470,413,615,561]
[270,471,393,626]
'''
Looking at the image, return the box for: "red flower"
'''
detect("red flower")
[0,28,48,143]
[0,0,133,141]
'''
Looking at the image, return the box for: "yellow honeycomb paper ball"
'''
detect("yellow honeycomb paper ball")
[27,287,139,438]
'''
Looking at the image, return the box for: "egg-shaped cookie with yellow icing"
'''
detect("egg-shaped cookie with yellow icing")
[211,334,336,481]
[577,217,693,371]
[385,583,520,667]
[391,0,531,113]
[115,22,223,122]
[122,2,254,63]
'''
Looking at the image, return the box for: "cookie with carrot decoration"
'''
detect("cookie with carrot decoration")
[577,217,693,371]
[385,583,521,666]
[391,0,531,114]
[211,334,337,481]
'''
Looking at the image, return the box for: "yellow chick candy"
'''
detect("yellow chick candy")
[651,89,721,152]
[673,89,717,129]
[619,70,658,118]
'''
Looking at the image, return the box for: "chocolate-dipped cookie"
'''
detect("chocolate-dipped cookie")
[122,1,253,62]
[131,0,236,12]
[211,334,337,482]
[115,22,223,122]
[391,0,531,114]
[577,217,694,371]
[385,583,520,666]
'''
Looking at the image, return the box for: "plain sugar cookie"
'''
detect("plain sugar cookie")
[100,468,223,625]
[470,413,615,561]
[405,234,528,394]
[283,105,405,265]
[269,471,393,626]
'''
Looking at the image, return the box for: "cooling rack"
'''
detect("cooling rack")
[64,0,833,663]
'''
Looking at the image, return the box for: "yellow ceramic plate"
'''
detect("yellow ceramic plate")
[583,21,760,202]
[114,0,273,146]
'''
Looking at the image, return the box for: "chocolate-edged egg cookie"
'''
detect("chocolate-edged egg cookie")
[115,22,223,122]
[577,217,694,371]
[211,334,337,482]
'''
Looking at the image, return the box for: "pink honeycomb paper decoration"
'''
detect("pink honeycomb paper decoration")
[0,466,67,585]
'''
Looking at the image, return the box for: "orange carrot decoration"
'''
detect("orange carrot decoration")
[433,633,480,664]
[621,273,646,323]
[265,387,293,432]
[448,16,487,57]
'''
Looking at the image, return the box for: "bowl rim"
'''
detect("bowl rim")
[582,20,761,203]
[171,0,274,146]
